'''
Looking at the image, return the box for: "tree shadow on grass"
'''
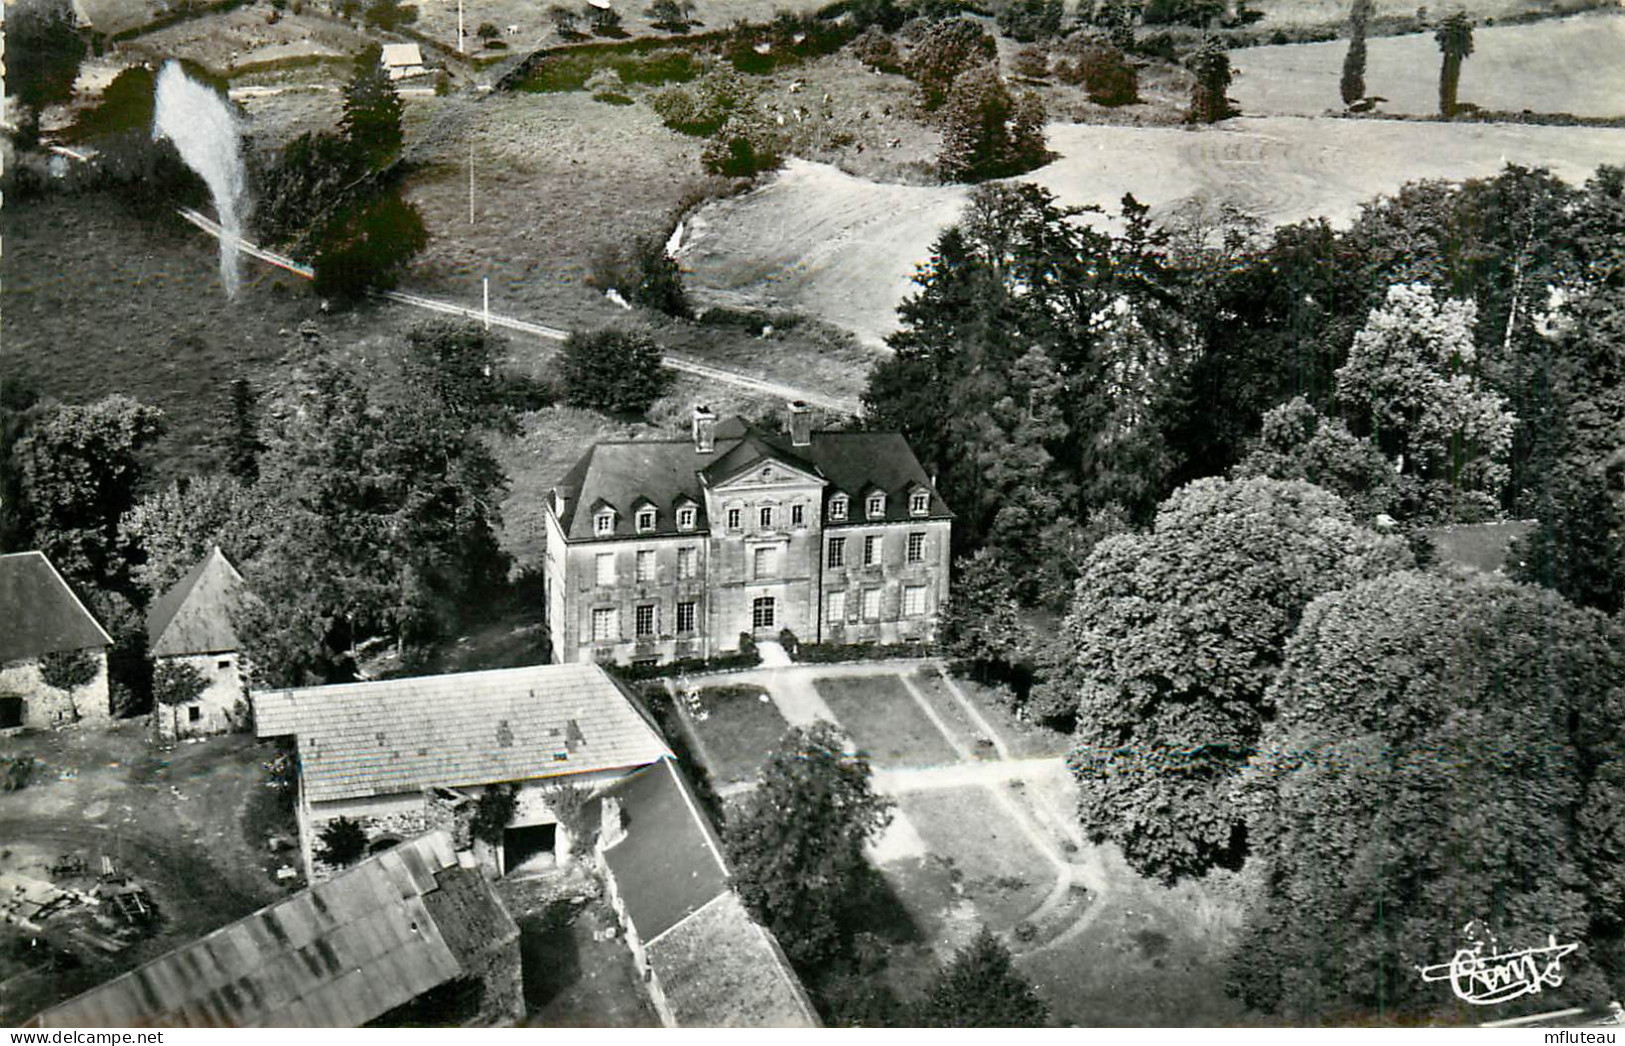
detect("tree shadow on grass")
[519,899,583,1010]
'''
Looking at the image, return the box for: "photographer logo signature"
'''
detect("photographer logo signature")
[1416,924,1580,1006]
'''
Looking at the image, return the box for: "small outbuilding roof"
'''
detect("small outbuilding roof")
[146,547,251,657]
[379,43,424,68]
[0,551,111,664]
[254,664,670,803]
[32,831,517,1028]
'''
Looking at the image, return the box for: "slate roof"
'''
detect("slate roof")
[33,832,517,1028]
[0,552,112,664]
[600,758,818,1028]
[253,664,670,804]
[147,547,251,657]
[552,417,951,544]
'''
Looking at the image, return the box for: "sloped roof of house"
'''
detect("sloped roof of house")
[380,43,423,68]
[253,664,670,803]
[32,831,517,1028]
[552,417,951,543]
[146,547,251,657]
[0,551,112,664]
[600,758,819,1028]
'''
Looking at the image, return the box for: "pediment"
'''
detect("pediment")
[710,459,825,491]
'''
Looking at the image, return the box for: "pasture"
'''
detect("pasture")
[682,117,1625,346]
[1230,10,1625,118]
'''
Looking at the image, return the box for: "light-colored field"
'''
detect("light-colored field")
[1231,10,1625,117]
[683,116,1625,346]
[1247,0,1613,28]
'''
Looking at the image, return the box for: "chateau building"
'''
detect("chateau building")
[543,404,953,665]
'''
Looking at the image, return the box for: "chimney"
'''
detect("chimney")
[692,405,716,453]
[787,400,812,448]
[600,796,626,850]
[553,488,569,519]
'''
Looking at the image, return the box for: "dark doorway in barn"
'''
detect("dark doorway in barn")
[503,823,557,875]
[0,696,23,730]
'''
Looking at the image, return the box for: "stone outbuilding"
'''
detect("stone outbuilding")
[146,546,254,740]
[0,551,113,733]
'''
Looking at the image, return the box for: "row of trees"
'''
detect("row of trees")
[1341,0,1476,117]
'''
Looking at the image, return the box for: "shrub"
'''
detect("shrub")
[587,4,624,35]
[1078,44,1137,105]
[310,189,429,298]
[851,25,903,72]
[1012,43,1049,79]
[2,757,33,793]
[588,233,689,316]
[547,781,597,857]
[790,640,936,663]
[607,644,763,680]
[39,650,99,692]
[702,111,784,178]
[476,20,498,38]
[472,782,518,847]
[594,90,634,105]
[937,65,1049,182]
[317,817,368,867]
[546,2,582,37]
[559,328,673,414]
[997,0,1064,40]
[909,18,998,110]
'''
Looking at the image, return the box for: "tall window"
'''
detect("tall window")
[635,604,655,637]
[864,535,879,566]
[911,490,929,515]
[760,506,774,528]
[676,601,696,634]
[867,493,885,518]
[826,590,847,623]
[907,532,926,564]
[753,597,776,629]
[791,503,805,527]
[827,537,845,567]
[677,546,697,579]
[677,506,696,530]
[903,585,927,617]
[754,546,777,579]
[595,553,615,586]
[591,607,618,641]
[861,588,881,621]
[636,550,655,583]
[727,508,742,530]
[636,509,656,532]
[830,496,848,521]
[594,511,614,536]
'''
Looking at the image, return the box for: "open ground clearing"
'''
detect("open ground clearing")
[685,117,1625,346]
[1230,10,1625,118]
[1245,0,1609,28]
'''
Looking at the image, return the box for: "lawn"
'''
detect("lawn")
[1230,11,1625,119]
[895,786,1056,933]
[908,667,996,762]
[687,684,790,787]
[814,674,959,768]
[938,670,1074,761]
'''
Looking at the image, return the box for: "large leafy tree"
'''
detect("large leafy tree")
[1035,477,1410,883]
[1186,40,1238,124]
[727,721,894,969]
[559,329,672,415]
[120,474,267,598]
[908,18,998,111]
[937,65,1048,183]
[1434,11,1475,118]
[1230,571,1625,1023]
[310,189,429,298]
[913,927,1050,1027]
[5,0,85,146]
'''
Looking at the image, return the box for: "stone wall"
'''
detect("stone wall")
[154,652,248,740]
[0,652,111,732]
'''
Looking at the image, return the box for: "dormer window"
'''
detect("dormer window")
[677,506,696,530]
[866,493,886,519]
[830,495,848,522]
[594,510,615,536]
[910,490,929,516]
[636,509,656,532]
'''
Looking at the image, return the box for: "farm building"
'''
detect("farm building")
[596,757,820,1027]
[0,551,113,733]
[254,663,670,881]
[30,831,523,1028]
[379,43,428,81]
[146,547,254,740]
[543,403,953,666]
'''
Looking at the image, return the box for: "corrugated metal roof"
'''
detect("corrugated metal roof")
[146,547,251,657]
[253,664,670,803]
[33,832,496,1028]
[0,551,112,663]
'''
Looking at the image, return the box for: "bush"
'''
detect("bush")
[310,189,429,298]
[317,816,368,867]
[851,25,902,72]
[476,20,498,37]
[1078,43,1137,105]
[608,644,764,680]
[588,234,690,316]
[910,18,999,110]
[702,112,784,178]
[1012,43,1049,79]
[594,90,634,105]
[471,782,518,847]
[997,0,1064,40]
[559,328,673,415]
[39,650,99,692]
[2,757,34,792]
[937,65,1049,182]
[546,781,597,857]
[790,640,936,663]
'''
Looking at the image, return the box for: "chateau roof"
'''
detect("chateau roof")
[253,664,670,803]
[146,547,251,657]
[0,552,111,664]
[552,418,951,543]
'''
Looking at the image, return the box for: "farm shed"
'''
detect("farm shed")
[254,663,670,881]
[146,546,254,740]
[379,43,427,81]
[597,757,820,1027]
[30,831,523,1028]
[0,551,113,733]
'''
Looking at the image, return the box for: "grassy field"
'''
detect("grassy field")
[908,667,997,761]
[936,669,1074,760]
[899,786,1056,928]
[1230,10,1625,118]
[685,116,1625,346]
[688,684,790,786]
[814,674,960,768]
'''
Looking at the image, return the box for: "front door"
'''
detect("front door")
[752,596,776,634]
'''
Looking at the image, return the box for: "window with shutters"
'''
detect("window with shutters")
[864,535,879,566]
[861,588,881,621]
[754,546,777,579]
[677,546,697,579]
[636,549,655,583]
[635,604,655,637]
[903,585,927,617]
[828,537,845,567]
[753,597,776,629]
[595,553,615,586]
[907,532,925,563]
[826,590,846,623]
[676,601,696,634]
[591,607,618,641]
